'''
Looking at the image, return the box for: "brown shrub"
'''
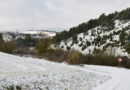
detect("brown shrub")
[0,41,15,53]
[35,38,52,54]
[68,50,85,64]
[93,55,118,66]
[41,49,68,62]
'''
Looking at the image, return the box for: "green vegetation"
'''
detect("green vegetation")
[0,41,15,53]
[35,38,53,54]
[119,30,126,45]
[0,35,15,53]
[54,8,130,43]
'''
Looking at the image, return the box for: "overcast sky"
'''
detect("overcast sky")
[0,0,130,32]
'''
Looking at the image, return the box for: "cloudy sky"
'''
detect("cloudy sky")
[0,0,130,32]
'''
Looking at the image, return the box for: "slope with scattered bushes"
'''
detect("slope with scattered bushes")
[54,8,130,57]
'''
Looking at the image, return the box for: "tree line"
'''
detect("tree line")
[54,8,130,43]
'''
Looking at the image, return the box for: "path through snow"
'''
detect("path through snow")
[84,65,130,90]
[0,52,130,90]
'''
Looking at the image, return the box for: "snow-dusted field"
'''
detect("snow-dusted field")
[0,52,130,90]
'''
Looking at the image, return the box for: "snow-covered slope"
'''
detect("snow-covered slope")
[0,52,109,90]
[21,30,56,37]
[0,52,130,90]
[0,30,56,41]
[58,20,130,57]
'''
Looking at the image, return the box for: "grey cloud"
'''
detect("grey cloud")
[0,0,130,32]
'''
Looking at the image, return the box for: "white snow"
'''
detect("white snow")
[21,30,56,37]
[84,65,130,90]
[0,52,130,89]
[0,52,109,90]
[2,34,12,42]
[113,35,119,41]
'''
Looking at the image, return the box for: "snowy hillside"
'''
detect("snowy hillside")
[21,30,56,37]
[58,20,130,57]
[0,52,110,90]
[0,52,130,90]
[0,30,56,42]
